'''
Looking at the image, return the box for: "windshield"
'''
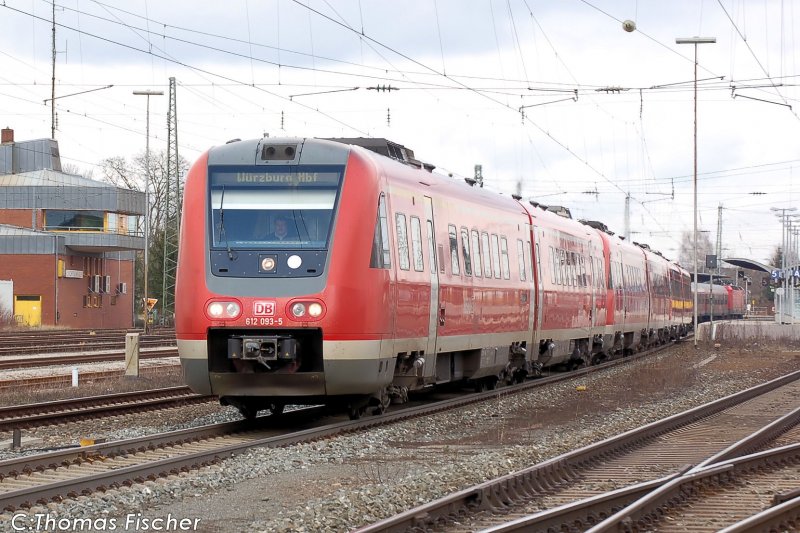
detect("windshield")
[208,165,344,250]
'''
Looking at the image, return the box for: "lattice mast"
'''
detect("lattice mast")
[161,77,180,321]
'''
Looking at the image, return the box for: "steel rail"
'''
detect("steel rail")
[472,403,800,532]
[0,344,678,511]
[585,442,800,532]
[0,386,212,431]
[0,348,178,370]
[353,369,800,533]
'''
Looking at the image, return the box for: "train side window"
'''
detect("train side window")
[410,216,424,272]
[500,237,510,279]
[517,240,526,281]
[369,193,391,269]
[426,220,437,273]
[395,213,410,271]
[525,241,533,282]
[582,256,589,287]
[551,248,563,285]
[448,224,461,276]
[481,232,492,278]
[460,228,472,276]
[471,230,482,277]
[490,234,501,279]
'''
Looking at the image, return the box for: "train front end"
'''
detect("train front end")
[176,137,390,417]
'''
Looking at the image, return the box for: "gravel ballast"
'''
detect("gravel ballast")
[1,341,798,533]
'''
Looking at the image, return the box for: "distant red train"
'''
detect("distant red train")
[694,282,746,321]
[176,137,698,419]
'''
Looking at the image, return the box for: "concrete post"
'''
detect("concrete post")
[125,332,140,377]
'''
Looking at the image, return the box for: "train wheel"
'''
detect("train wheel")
[348,406,366,420]
[268,403,285,416]
[474,380,487,393]
[237,402,259,420]
[371,388,391,415]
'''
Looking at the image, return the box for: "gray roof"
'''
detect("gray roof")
[0,224,52,236]
[0,169,115,189]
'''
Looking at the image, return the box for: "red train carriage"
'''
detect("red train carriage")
[726,285,746,318]
[176,138,533,418]
[176,136,693,419]
[693,281,744,321]
[668,263,693,337]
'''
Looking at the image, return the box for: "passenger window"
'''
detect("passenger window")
[410,216,424,272]
[491,234,501,279]
[481,232,492,278]
[517,239,526,281]
[471,230,482,277]
[395,213,410,271]
[426,220,437,273]
[500,237,510,280]
[448,224,460,276]
[460,228,472,276]
[525,241,533,281]
[369,193,391,269]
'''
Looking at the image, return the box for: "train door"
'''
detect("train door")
[534,231,544,331]
[424,196,439,375]
[587,243,597,331]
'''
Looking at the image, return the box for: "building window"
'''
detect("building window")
[45,210,105,231]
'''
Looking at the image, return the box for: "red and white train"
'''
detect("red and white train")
[176,137,695,419]
[694,281,746,322]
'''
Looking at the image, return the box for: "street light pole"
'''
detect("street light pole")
[676,36,715,347]
[133,89,163,332]
[771,207,798,324]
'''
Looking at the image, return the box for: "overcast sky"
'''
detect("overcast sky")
[1,0,799,265]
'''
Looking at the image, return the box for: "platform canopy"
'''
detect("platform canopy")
[722,257,776,273]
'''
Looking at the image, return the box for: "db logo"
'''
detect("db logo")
[253,301,276,316]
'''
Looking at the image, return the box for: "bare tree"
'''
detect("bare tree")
[677,229,714,272]
[61,162,94,179]
[98,150,188,237]
[99,156,139,191]
[97,150,189,311]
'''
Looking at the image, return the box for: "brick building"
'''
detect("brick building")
[0,128,145,328]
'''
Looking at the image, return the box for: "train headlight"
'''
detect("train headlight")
[287,255,302,269]
[205,299,242,320]
[286,300,326,321]
[260,256,277,272]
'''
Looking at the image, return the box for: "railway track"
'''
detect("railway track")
[0,328,176,356]
[0,387,214,432]
[355,369,800,533]
[0,347,178,371]
[0,364,180,391]
[0,345,675,512]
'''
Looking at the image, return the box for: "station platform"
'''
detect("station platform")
[697,320,800,342]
